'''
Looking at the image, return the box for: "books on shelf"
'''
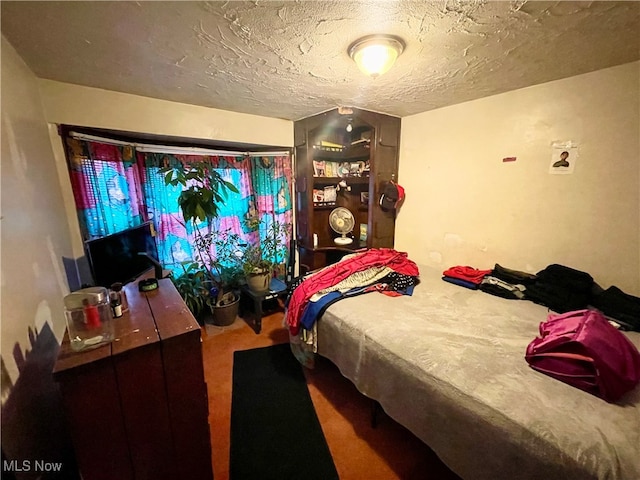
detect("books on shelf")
[313,160,339,178]
[313,160,326,177]
[313,159,371,178]
[325,162,335,177]
[323,186,337,203]
[312,188,336,207]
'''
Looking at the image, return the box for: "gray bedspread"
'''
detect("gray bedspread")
[316,265,640,480]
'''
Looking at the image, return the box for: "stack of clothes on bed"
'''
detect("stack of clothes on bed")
[442,262,640,332]
[286,248,420,335]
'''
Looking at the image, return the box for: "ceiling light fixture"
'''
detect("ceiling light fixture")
[348,34,405,78]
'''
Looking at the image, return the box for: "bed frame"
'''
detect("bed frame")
[314,265,640,480]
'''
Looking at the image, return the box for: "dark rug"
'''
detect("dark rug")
[230,343,339,480]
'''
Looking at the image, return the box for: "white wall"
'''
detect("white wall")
[397,62,640,293]
[1,37,75,383]
[39,79,293,147]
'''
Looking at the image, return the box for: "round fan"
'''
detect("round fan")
[329,207,355,245]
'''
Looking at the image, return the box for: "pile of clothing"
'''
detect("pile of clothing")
[285,248,420,335]
[442,264,536,299]
[442,263,640,332]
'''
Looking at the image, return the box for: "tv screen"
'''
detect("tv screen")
[85,222,160,287]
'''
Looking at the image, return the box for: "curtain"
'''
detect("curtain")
[247,155,294,275]
[141,153,252,274]
[65,136,293,277]
[66,138,144,238]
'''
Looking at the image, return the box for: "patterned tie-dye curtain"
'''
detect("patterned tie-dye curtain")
[66,138,145,238]
[247,155,294,275]
[141,152,293,275]
[142,152,250,274]
[65,137,293,276]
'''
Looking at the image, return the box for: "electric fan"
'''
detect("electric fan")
[329,207,355,245]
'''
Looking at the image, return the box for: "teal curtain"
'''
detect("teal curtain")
[247,155,294,273]
[141,153,252,275]
[66,138,144,238]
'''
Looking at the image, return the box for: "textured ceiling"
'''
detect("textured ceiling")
[2,1,639,121]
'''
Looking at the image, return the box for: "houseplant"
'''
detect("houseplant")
[160,160,242,324]
[241,219,291,293]
[194,227,245,325]
[171,261,208,322]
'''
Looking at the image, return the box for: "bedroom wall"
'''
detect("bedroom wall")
[396,61,640,294]
[1,36,79,476]
[1,36,73,383]
[38,79,293,147]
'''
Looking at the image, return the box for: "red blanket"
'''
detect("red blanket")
[286,248,419,335]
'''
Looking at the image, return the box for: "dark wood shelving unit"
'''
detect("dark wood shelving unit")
[294,107,400,271]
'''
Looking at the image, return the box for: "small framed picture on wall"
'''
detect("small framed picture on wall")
[549,142,578,175]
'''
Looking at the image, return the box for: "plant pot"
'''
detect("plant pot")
[246,270,271,294]
[209,291,240,326]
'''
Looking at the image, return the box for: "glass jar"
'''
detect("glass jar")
[64,287,115,351]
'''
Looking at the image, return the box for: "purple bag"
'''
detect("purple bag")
[525,309,640,402]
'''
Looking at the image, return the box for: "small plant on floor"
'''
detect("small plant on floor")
[171,261,208,319]
[194,227,245,308]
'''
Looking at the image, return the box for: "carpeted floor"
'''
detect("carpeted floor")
[230,343,339,480]
[202,312,461,480]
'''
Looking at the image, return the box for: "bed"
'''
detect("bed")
[311,264,640,480]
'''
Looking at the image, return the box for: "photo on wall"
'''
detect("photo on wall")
[548,142,578,175]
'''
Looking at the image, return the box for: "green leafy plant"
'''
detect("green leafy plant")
[160,160,240,304]
[194,228,245,302]
[171,261,208,318]
[161,160,238,224]
[241,220,291,276]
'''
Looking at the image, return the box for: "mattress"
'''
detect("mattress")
[316,265,640,480]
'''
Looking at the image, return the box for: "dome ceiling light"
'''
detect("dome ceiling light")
[348,34,405,78]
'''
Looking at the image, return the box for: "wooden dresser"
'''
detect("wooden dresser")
[53,278,213,480]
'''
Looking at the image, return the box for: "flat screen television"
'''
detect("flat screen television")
[85,222,160,287]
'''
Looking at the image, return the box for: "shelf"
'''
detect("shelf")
[303,240,367,252]
[296,107,400,270]
[313,176,369,184]
[312,144,370,161]
[313,202,337,209]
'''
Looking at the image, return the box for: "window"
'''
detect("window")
[64,132,292,278]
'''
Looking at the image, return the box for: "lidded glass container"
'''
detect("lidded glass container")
[64,287,115,351]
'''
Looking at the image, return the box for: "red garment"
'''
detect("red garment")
[286,248,419,335]
[442,265,492,285]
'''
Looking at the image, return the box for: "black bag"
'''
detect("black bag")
[525,264,593,313]
[592,286,640,332]
[536,264,594,292]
